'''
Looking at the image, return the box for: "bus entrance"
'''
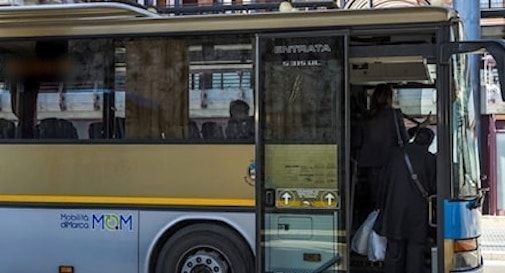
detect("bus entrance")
[256,29,505,273]
[256,33,347,273]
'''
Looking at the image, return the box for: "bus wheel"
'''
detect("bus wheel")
[155,223,254,273]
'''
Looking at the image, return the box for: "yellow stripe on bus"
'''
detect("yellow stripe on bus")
[0,194,255,207]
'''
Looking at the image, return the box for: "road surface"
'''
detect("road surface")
[484,260,505,273]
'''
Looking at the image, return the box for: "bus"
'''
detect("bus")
[0,3,502,273]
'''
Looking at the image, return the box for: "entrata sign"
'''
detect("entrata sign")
[262,36,340,68]
[273,44,332,54]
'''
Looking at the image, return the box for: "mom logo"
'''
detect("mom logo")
[92,214,133,231]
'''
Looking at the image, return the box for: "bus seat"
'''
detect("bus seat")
[88,122,105,139]
[225,117,254,140]
[201,122,224,140]
[188,121,201,139]
[37,118,78,139]
[88,118,125,139]
[0,119,15,139]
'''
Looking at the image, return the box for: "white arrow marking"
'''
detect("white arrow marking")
[324,193,335,206]
[281,192,292,205]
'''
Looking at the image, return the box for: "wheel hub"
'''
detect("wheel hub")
[180,250,229,273]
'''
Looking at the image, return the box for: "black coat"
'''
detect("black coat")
[374,144,436,241]
[358,107,408,168]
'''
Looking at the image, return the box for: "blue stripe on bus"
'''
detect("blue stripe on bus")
[444,199,481,239]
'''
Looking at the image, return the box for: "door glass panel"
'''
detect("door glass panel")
[258,34,346,273]
[451,53,481,198]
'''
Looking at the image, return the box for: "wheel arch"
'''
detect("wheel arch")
[147,216,255,273]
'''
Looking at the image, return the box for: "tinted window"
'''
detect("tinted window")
[0,35,254,142]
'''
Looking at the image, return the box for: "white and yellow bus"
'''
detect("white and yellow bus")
[0,3,503,273]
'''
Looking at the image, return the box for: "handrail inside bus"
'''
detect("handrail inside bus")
[0,2,160,18]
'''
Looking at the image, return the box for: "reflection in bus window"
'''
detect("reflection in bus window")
[187,39,254,141]
[262,36,342,144]
[116,36,254,141]
[0,36,254,142]
[0,39,111,140]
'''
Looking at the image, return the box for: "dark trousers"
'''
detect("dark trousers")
[384,239,427,273]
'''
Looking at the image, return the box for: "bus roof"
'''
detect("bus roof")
[0,3,455,39]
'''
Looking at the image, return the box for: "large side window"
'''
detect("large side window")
[186,38,254,141]
[0,35,254,142]
[0,40,112,140]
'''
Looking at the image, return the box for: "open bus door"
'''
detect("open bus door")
[437,40,505,273]
[255,32,348,273]
[255,32,505,273]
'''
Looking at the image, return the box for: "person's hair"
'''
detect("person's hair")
[370,84,393,116]
[408,127,435,146]
[229,100,250,118]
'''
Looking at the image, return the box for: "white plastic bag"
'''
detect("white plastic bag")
[351,210,379,255]
[368,229,387,262]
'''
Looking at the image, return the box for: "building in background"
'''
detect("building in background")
[481,0,505,215]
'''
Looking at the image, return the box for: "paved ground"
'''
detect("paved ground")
[482,216,505,272]
[482,216,505,260]
[484,261,505,273]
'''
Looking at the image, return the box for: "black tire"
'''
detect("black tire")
[155,223,254,273]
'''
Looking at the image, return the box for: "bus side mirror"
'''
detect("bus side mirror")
[443,40,505,101]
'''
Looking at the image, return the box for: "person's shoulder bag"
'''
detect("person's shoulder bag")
[392,109,430,200]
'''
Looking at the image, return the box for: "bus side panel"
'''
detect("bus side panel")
[0,144,255,201]
[0,207,138,273]
[139,211,255,273]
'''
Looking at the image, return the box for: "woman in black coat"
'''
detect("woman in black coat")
[358,84,408,207]
[374,128,437,273]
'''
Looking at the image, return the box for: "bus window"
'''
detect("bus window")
[0,35,254,142]
[0,39,111,140]
[119,38,189,140]
[187,39,254,141]
[115,36,254,141]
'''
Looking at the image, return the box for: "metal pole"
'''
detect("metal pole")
[452,0,482,121]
